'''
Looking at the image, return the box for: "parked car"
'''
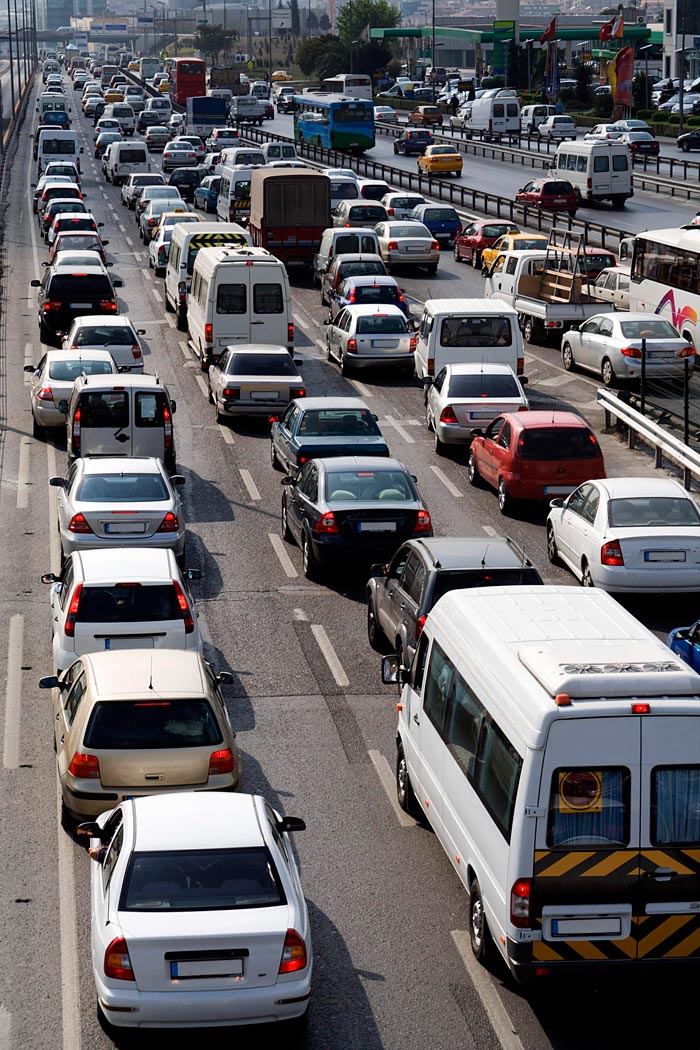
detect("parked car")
[424,362,529,454]
[270,396,389,474]
[453,220,519,269]
[393,129,434,155]
[561,312,695,386]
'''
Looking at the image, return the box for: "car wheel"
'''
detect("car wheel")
[467,451,483,487]
[434,428,446,456]
[281,496,294,542]
[367,600,387,652]
[469,879,495,965]
[453,243,462,263]
[562,342,575,372]
[339,349,352,376]
[396,744,419,815]
[270,441,281,471]
[207,377,214,405]
[523,317,538,344]
[164,293,174,312]
[581,559,594,587]
[426,264,438,275]
[497,478,511,515]
[32,413,43,439]
[301,530,316,578]
[682,141,690,153]
[547,523,560,565]
[393,142,399,154]
[425,401,434,430]
[472,250,481,270]
[601,357,615,387]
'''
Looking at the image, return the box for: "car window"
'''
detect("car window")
[484,418,503,442]
[399,553,417,596]
[580,486,600,525]
[433,367,447,393]
[407,558,427,604]
[64,670,87,726]
[388,546,409,582]
[253,283,283,314]
[580,319,600,334]
[80,391,129,429]
[102,824,124,892]
[216,283,246,314]
[423,641,451,734]
[59,559,75,611]
[598,319,614,337]
[297,463,318,502]
[498,422,512,449]
[135,391,167,428]
[565,484,591,517]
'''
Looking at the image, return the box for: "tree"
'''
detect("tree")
[194,24,228,63]
[307,10,318,34]
[296,34,333,75]
[319,13,330,31]
[336,0,400,47]
[289,0,300,36]
[505,40,528,91]
[573,62,593,107]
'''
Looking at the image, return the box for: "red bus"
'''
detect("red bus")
[171,58,206,106]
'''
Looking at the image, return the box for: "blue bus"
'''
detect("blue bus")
[293,93,375,153]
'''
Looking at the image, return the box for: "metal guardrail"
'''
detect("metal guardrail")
[598,386,700,489]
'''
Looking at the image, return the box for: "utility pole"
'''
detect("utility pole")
[268,0,272,87]
[678,0,686,137]
[431,0,435,102]
[6,0,15,123]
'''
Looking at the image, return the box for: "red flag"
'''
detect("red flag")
[613,45,634,107]
[599,13,624,41]
[540,16,557,44]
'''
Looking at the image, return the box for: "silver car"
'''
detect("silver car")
[120,172,165,209]
[373,220,440,273]
[50,457,186,559]
[326,304,415,375]
[380,192,426,219]
[332,200,389,228]
[208,344,305,420]
[425,363,529,454]
[26,349,116,433]
[561,312,695,386]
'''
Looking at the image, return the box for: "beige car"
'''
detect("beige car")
[40,649,241,819]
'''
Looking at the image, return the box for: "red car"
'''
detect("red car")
[453,220,520,268]
[467,410,606,514]
[264,100,274,120]
[576,247,617,280]
[49,230,110,265]
[515,178,578,216]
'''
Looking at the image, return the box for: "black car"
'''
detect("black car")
[168,167,203,202]
[393,129,435,156]
[366,536,543,668]
[271,397,390,474]
[91,101,106,123]
[678,129,700,153]
[137,110,163,134]
[281,457,432,579]
[31,265,122,345]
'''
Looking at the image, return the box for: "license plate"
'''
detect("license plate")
[105,636,155,650]
[170,958,244,979]
[648,351,674,359]
[543,485,575,495]
[69,302,92,308]
[372,340,397,349]
[406,246,424,253]
[469,412,495,419]
[645,550,687,562]
[552,199,566,204]
[104,521,147,534]
[358,521,396,532]
[551,917,621,938]
[251,391,278,400]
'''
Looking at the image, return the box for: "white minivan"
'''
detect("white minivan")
[187,246,294,367]
[467,90,520,140]
[165,221,252,330]
[104,141,150,184]
[554,140,633,206]
[216,163,263,224]
[37,129,83,174]
[387,584,700,983]
[414,298,524,380]
[260,141,298,162]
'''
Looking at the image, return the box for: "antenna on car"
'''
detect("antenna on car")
[481,544,489,569]
[148,656,154,691]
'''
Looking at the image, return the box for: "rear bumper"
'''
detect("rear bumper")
[310,531,430,567]
[219,399,291,417]
[506,938,700,983]
[62,770,238,818]
[60,529,186,559]
[591,563,700,593]
[344,351,414,369]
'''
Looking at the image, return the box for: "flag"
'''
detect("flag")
[539,16,557,44]
[613,45,634,107]
[599,13,624,41]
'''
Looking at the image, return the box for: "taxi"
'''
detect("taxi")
[127,59,140,72]
[272,69,293,82]
[103,87,124,103]
[480,231,549,272]
[417,144,463,177]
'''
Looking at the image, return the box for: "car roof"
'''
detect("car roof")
[342,275,398,286]
[409,536,531,570]
[508,410,589,429]
[344,303,405,317]
[84,648,207,700]
[595,477,687,499]
[316,455,405,470]
[80,455,163,474]
[130,792,264,852]
[49,264,105,276]
[71,314,133,327]
[227,343,288,355]
[334,253,383,264]
[74,546,174,583]
[46,347,114,360]
[295,396,369,411]
[446,362,519,376]
[604,311,675,322]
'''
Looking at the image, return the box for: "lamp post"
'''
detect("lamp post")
[268,0,272,88]
[431,0,435,103]
[349,38,359,73]
[6,0,15,123]
[640,43,653,110]
[677,0,687,137]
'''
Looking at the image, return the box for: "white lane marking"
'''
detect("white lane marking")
[166,315,176,328]
[482,525,499,537]
[350,379,373,398]
[179,340,192,358]
[239,469,261,501]
[3,615,24,769]
[268,533,298,578]
[118,223,126,233]
[537,374,577,388]
[368,749,416,828]
[310,624,349,687]
[429,465,463,498]
[451,930,525,1050]
[195,375,209,398]
[143,269,152,281]
[57,773,81,1050]
[101,191,108,200]
[384,414,415,444]
[0,1004,11,1049]
[16,437,31,509]
[218,423,234,444]
[152,288,162,303]
[125,235,134,246]
[47,443,61,574]
[293,607,309,621]
[23,341,34,385]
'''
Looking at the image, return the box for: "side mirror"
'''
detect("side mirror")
[171,475,186,486]
[42,261,49,267]
[97,222,104,228]
[520,376,528,386]
[549,498,565,509]
[80,146,84,153]
[184,568,201,581]
[41,572,58,584]
[113,278,123,287]
[280,476,295,486]
[370,563,388,577]
[30,279,41,287]
[277,816,306,833]
[170,399,176,414]
[58,400,69,415]
[422,376,434,388]
[293,360,302,367]
[216,670,234,684]
[381,654,410,685]
[470,428,484,438]
[39,675,59,689]
[24,364,37,373]
[76,820,103,838]
[569,324,579,332]
[137,329,146,336]
[49,476,65,487]
[102,240,110,246]
[322,319,330,326]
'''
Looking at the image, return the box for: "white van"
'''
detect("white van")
[260,141,298,162]
[102,102,136,135]
[218,145,266,168]
[520,104,555,134]
[104,140,150,184]
[414,298,524,380]
[143,96,172,120]
[313,227,380,285]
[387,584,700,983]
[187,247,293,367]
[467,90,520,140]
[329,175,361,209]
[165,221,252,329]
[216,163,263,224]
[554,140,633,207]
[36,129,83,174]
[37,92,69,118]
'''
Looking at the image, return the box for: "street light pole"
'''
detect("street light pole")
[431,0,435,102]
[640,43,653,110]
[268,0,272,87]
[6,0,15,122]
[678,0,686,137]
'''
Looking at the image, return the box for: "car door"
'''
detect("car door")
[477,416,504,486]
[555,482,594,567]
[487,253,509,290]
[377,545,411,639]
[133,389,168,461]
[403,553,428,659]
[51,557,75,661]
[78,388,131,457]
[427,367,447,425]
[458,222,475,259]
[288,462,318,537]
[275,402,300,470]
[590,316,615,373]
[518,181,535,204]
[57,460,80,534]
[54,663,88,776]
[576,318,601,370]
[91,811,125,959]
[209,347,230,405]
[329,309,348,357]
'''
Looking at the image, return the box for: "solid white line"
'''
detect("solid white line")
[152,288,162,302]
[218,423,234,444]
[179,340,192,358]
[384,414,415,444]
[125,235,134,247]
[310,624,349,687]
[429,465,463,498]
[350,379,373,398]
[451,930,525,1050]
[16,438,31,509]
[239,469,261,501]
[0,1004,11,1050]
[23,341,34,385]
[47,443,61,574]
[3,615,24,769]
[482,525,499,537]
[57,773,81,1050]
[195,375,209,398]
[268,533,298,578]
[368,749,416,828]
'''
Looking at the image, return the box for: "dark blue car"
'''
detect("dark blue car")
[667,622,700,672]
[270,397,389,475]
[193,175,221,212]
[393,129,434,156]
[409,203,461,246]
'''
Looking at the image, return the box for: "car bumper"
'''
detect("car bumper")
[311,532,430,566]
[344,351,415,369]
[386,250,439,267]
[62,770,239,818]
[504,476,594,500]
[32,401,66,426]
[435,419,474,444]
[60,529,186,558]
[590,564,700,593]
[616,359,690,378]
[219,398,291,417]
[423,165,462,175]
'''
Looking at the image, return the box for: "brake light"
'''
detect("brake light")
[620,346,642,359]
[163,403,172,449]
[601,540,624,566]
[208,748,235,775]
[416,613,427,639]
[439,406,458,423]
[68,750,100,779]
[409,336,417,352]
[510,878,531,928]
[288,322,294,345]
[415,509,431,532]
[680,345,695,358]
[99,300,118,312]
[348,290,356,303]
[72,405,81,450]
[427,357,434,376]
[68,513,92,535]
[43,301,62,311]
[223,386,240,399]
[37,386,55,401]
[347,338,357,351]
[387,240,398,250]
[431,240,440,251]
[291,386,306,398]
[314,511,339,534]
[131,346,142,359]
[204,323,213,345]
[517,357,524,375]
[157,511,180,535]
[279,930,307,974]
[64,582,83,636]
[104,937,135,981]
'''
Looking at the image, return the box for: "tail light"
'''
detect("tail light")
[427,357,434,376]
[347,338,357,351]
[64,581,83,636]
[72,405,81,451]
[439,406,458,423]
[620,346,641,359]
[37,386,55,401]
[517,357,524,375]
[291,386,306,398]
[68,750,100,779]
[409,336,417,352]
[387,240,398,250]
[114,163,118,172]
[147,217,156,225]
[104,937,135,981]
[223,386,240,399]
[170,579,192,625]
[314,511,339,534]
[163,403,172,449]
[279,930,307,974]
[208,748,235,775]
[131,346,142,360]
[68,513,92,535]
[601,540,624,566]
[587,177,592,188]
[680,345,695,358]
[510,878,532,928]
[415,509,431,532]
[416,613,427,638]
[158,247,167,263]
[347,290,356,303]
[204,323,213,345]
[387,207,395,216]
[288,322,294,345]
[178,280,187,300]
[99,300,118,312]
[156,511,180,534]
[431,240,440,251]
[43,301,62,312]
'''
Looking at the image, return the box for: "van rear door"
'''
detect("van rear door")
[609,147,630,199]
[78,388,132,457]
[249,267,289,348]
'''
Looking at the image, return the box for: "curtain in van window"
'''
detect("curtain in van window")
[474,723,521,840]
[548,769,628,848]
[423,642,451,734]
[653,767,700,845]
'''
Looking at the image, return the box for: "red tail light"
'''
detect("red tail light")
[409,336,417,352]
[439,406,458,423]
[314,511,339,534]
[68,750,100,779]
[427,357,434,376]
[291,386,306,398]
[287,322,294,345]
[510,878,532,928]
[620,346,642,359]
[172,578,194,632]
[37,386,55,401]
[72,405,81,451]
[131,346,142,359]
[601,540,624,566]
[99,300,118,312]
[43,301,62,312]
[278,929,307,974]
[163,403,172,449]
[387,207,394,217]
[348,290,356,303]
[156,511,180,534]
[415,509,431,532]
[208,748,235,775]
[64,582,83,636]
[517,357,524,375]
[431,240,440,251]
[68,513,92,535]
[681,345,695,358]
[387,240,398,250]
[204,323,213,344]
[104,937,135,981]
[347,338,357,351]
[416,613,427,638]
[223,386,240,399]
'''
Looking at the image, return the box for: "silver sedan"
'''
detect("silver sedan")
[561,313,695,386]
[373,220,440,273]
[425,362,529,454]
[26,349,116,433]
[326,304,415,375]
[208,344,305,420]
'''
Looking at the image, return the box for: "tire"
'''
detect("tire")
[453,243,462,263]
[155,267,165,278]
[176,311,187,332]
[469,879,495,965]
[434,428,446,456]
[281,496,294,542]
[601,357,615,387]
[467,451,483,487]
[396,744,419,815]
[426,264,438,275]
[164,294,174,313]
[497,478,512,515]
[611,195,627,208]
[547,523,560,565]
[339,349,352,376]
[581,559,594,588]
[367,599,386,652]
[207,379,214,405]
[425,402,434,431]
[562,342,575,372]
[472,250,481,270]
[270,440,281,471]
[523,317,538,345]
[682,141,690,153]
[301,530,316,579]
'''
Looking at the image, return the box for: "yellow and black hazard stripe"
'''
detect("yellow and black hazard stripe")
[534,849,640,879]
[189,231,249,249]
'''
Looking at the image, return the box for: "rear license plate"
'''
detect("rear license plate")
[251,391,278,400]
[359,521,396,532]
[551,917,621,938]
[649,351,674,360]
[104,521,147,534]
[645,550,686,562]
[170,958,243,979]
[69,302,92,308]
[406,246,423,253]
[372,340,397,349]
[105,636,155,650]
[543,485,575,495]
[469,412,495,419]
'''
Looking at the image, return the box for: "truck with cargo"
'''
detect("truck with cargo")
[249,169,332,269]
[229,94,266,126]
[209,68,249,96]
[186,95,230,137]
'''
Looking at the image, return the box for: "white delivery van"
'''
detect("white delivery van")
[260,141,298,162]
[104,140,150,184]
[218,145,266,168]
[554,140,633,207]
[165,221,252,330]
[328,175,361,209]
[520,104,555,134]
[313,227,380,285]
[37,92,70,118]
[467,90,520,140]
[414,298,524,380]
[143,96,172,120]
[216,163,263,224]
[187,246,293,367]
[36,129,83,174]
[102,102,136,135]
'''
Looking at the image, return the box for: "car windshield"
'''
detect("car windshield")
[298,408,381,437]
[48,358,113,380]
[226,354,298,376]
[432,567,542,601]
[518,427,598,461]
[619,319,679,339]
[74,325,134,346]
[55,235,100,252]
[83,699,221,749]
[448,373,520,397]
[121,847,285,912]
[75,583,181,622]
[356,314,407,334]
[608,497,700,527]
[76,473,169,501]
[440,317,512,348]
[388,225,429,238]
[324,469,415,501]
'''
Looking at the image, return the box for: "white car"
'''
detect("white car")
[380,192,426,219]
[547,476,700,592]
[120,172,166,209]
[42,547,202,672]
[149,224,173,277]
[374,105,400,124]
[26,348,116,433]
[323,167,360,182]
[583,123,625,141]
[62,315,146,373]
[425,362,529,454]
[51,249,109,272]
[208,344,305,421]
[83,792,311,1029]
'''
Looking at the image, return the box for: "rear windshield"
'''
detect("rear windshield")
[76,583,181,622]
[349,206,385,221]
[339,262,384,278]
[299,408,381,437]
[388,225,429,238]
[45,186,80,199]
[548,768,630,848]
[232,179,251,197]
[54,218,96,232]
[41,139,77,154]
[77,471,169,501]
[518,427,598,461]
[393,197,424,208]
[83,699,222,749]
[353,285,402,306]
[579,253,615,273]
[171,170,200,183]
[324,469,415,501]
[48,274,112,297]
[607,497,700,527]
[356,315,407,334]
[50,201,87,216]
[423,208,459,221]
[226,354,298,376]
[619,319,679,339]
[334,234,372,254]
[448,373,520,398]
[361,184,390,201]
[432,567,542,602]
[55,235,100,252]
[121,847,285,912]
[49,359,113,380]
[117,149,147,163]
[440,317,512,348]
[74,325,134,346]
[542,181,573,194]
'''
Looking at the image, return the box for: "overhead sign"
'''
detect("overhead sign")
[103,22,129,32]
[73,31,88,45]
[492,19,515,77]
[137,15,154,24]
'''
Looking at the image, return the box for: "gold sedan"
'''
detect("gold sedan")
[417,144,463,177]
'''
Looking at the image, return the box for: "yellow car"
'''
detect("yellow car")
[103,87,125,103]
[480,232,549,273]
[272,70,293,82]
[128,60,140,72]
[417,144,463,177]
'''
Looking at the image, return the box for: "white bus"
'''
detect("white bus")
[321,74,372,100]
[629,225,700,350]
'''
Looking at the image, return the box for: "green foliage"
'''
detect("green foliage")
[336,0,400,46]
[574,63,593,107]
[632,72,651,112]
[296,34,335,76]
[193,24,230,63]
[296,32,390,78]
[593,92,614,117]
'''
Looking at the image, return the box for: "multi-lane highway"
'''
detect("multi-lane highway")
[3,78,700,1050]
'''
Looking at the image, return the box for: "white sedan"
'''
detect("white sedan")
[546,476,700,592]
[81,792,311,1029]
[425,362,529,454]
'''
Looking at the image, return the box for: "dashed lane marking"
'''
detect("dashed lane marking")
[268,533,298,578]
[218,424,234,444]
[125,235,134,246]
[195,375,209,398]
[16,437,31,509]
[383,415,415,443]
[482,525,499,537]
[57,772,81,1050]
[152,288,162,302]
[368,749,416,828]
[310,624,349,687]
[239,469,261,501]
[3,615,24,770]
[350,378,373,398]
[430,465,463,498]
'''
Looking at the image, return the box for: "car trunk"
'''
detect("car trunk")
[333,505,418,542]
[614,530,700,570]
[227,376,301,408]
[448,398,524,426]
[80,506,170,539]
[73,582,186,653]
[354,331,410,357]
[396,238,431,257]
[633,338,686,362]
[299,437,389,459]
[96,744,211,788]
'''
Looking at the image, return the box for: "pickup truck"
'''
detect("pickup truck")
[229,95,266,126]
[484,249,614,345]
